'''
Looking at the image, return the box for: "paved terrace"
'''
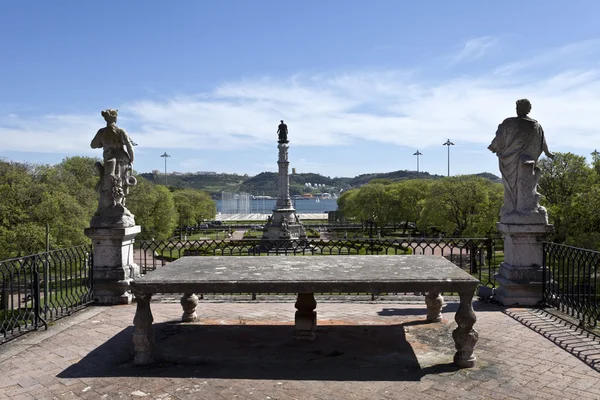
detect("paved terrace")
[0,298,599,399]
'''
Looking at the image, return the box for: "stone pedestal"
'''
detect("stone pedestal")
[84,225,141,305]
[495,223,554,306]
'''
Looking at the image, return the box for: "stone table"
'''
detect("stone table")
[130,255,480,368]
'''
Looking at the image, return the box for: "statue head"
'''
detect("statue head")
[280,120,284,124]
[101,109,119,124]
[516,99,532,117]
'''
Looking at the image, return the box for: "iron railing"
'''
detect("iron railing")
[543,242,600,328]
[0,245,94,344]
[137,238,499,288]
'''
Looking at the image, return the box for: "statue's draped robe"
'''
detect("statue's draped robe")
[489,116,545,216]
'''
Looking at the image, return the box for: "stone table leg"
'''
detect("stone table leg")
[425,292,444,322]
[293,293,317,341]
[133,293,154,365]
[181,292,199,322]
[453,289,478,368]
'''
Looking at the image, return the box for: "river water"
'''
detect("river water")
[216,198,338,214]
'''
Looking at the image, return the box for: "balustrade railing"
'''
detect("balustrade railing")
[0,245,93,344]
[543,242,600,328]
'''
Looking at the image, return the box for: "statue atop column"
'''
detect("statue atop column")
[277,120,289,143]
[488,99,554,224]
[90,109,137,228]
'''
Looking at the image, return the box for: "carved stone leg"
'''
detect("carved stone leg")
[425,292,444,322]
[453,290,478,368]
[181,292,199,322]
[133,293,154,365]
[293,293,317,341]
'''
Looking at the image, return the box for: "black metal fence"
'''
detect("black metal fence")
[0,245,94,344]
[543,242,600,328]
[137,237,499,288]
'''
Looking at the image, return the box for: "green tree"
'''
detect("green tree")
[172,188,216,227]
[538,152,593,243]
[386,180,432,234]
[127,176,178,240]
[419,176,501,237]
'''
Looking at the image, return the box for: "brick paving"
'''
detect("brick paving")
[0,298,599,399]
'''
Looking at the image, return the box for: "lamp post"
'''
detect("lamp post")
[442,139,454,177]
[413,150,423,173]
[160,152,171,186]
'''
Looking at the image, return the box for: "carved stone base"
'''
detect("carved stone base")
[262,208,307,241]
[181,292,199,322]
[84,226,141,305]
[495,223,553,306]
[425,292,444,322]
[293,293,317,341]
[90,205,136,229]
[495,263,545,306]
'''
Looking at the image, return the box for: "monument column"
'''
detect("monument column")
[85,109,141,305]
[262,121,306,246]
[489,99,554,306]
[277,143,292,209]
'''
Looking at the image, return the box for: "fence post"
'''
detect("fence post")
[33,255,42,330]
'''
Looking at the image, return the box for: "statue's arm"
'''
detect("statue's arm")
[90,131,102,149]
[540,126,554,159]
[487,124,503,153]
[122,129,135,164]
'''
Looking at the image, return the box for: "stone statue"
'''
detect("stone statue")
[90,109,137,227]
[488,99,554,224]
[277,120,288,143]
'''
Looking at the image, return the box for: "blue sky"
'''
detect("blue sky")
[1,1,600,177]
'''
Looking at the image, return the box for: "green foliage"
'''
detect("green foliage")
[339,177,502,237]
[0,158,99,258]
[0,158,217,255]
[419,176,502,237]
[127,177,178,241]
[172,188,216,227]
[538,152,600,248]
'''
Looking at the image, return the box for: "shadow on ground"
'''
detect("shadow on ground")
[505,307,600,372]
[59,320,461,381]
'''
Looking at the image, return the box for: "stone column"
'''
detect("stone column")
[276,143,292,209]
[84,226,141,305]
[495,223,554,306]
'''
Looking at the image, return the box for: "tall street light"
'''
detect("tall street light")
[442,139,454,177]
[413,150,423,173]
[160,152,171,186]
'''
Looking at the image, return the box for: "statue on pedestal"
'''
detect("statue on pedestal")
[277,120,289,143]
[488,99,554,224]
[90,109,137,228]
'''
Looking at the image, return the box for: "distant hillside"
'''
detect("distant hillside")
[139,172,247,198]
[139,170,500,198]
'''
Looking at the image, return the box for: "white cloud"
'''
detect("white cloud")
[2,39,600,159]
[451,36,496,65]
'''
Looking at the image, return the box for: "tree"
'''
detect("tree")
[538,152,594,243]
[127,176,178,241]
[419,176,502,237]
[172,188,216,227]
[386,180,432,234]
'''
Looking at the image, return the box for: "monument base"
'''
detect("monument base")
[261,208,307,250]
[84,225,141,305]
[495,223,553,306]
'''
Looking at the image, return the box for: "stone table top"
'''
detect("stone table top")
[132,255,480,294]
